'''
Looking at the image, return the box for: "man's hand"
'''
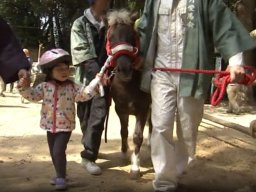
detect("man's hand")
[226,65,245,83]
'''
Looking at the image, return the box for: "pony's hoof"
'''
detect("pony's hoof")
[121,152,128,160]
[130,169,141,180]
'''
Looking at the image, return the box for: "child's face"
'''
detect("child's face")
[52,63,70,82]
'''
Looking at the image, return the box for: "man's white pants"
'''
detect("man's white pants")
[150,71,204,191]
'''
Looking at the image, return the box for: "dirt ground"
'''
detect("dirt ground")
[1,87,256,192]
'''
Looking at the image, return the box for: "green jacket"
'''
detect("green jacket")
[138,0,256,99]
[70,11,107,83]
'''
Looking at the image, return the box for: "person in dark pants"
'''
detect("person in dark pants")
[0,76,6,97]
[0,82,14,96]
[70,0,111,175]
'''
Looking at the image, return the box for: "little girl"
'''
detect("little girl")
[18,48,102,191]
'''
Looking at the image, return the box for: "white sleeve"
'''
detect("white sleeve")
[228,52,243,66]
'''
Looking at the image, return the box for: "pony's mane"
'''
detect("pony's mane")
[107,9,132,26]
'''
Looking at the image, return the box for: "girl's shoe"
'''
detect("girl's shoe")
[50,177,56,185]
[55,178,67,191]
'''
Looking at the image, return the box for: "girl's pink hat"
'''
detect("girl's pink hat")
[38,48,71,70]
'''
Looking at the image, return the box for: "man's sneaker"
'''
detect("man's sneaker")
[55,178,67,190]
[81,158,102,175]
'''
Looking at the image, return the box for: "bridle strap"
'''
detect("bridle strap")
[110,44,138,55]
[106,27,139,69]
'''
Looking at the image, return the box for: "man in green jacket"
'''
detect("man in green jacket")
[70,0,110,175]
[137,0,256,191]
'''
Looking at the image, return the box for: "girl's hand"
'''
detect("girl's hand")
[17,76,31,89]
[96,73,108,86]
[18,69,30,79]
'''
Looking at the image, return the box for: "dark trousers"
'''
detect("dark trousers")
[2,83,14,92]
[77,60,108,162]
[47,131,71,178]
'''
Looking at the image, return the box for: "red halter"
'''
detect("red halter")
[105,26,140,68]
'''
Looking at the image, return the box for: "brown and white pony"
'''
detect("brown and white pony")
[104,9,152,179]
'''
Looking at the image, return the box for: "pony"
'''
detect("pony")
[105,9,152,179]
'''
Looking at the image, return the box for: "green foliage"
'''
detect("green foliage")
[3,0,247,55]
[0,0,88,50]
[0,0,41,48]
[0,0,146,52]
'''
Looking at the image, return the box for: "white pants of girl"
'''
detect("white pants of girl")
[150,71,204,191]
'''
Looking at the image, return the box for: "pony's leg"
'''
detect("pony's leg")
[130,152,140,179]
[130,114,147,179]
[133,117,145,154]
[146,109,152,147]
[118,113,129,154]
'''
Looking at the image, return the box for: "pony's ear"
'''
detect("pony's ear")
[130,11,139,23]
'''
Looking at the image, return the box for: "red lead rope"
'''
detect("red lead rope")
[153,66,256,106]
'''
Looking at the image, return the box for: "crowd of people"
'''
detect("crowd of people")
[1,0,256,191]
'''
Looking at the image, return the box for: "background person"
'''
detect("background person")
[0,76,5,97]
[70,0,111,175]
[23,48,33,65]
[0,17,30,84]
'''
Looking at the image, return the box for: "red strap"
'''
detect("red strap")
[211,75,230,106]
[211,66,256,106]
[106,27,112,55]
[153,66,256,106]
